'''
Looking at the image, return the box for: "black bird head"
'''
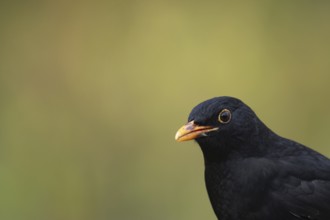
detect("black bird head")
[175,96,270,161]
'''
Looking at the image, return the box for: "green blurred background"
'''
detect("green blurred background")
[1,1,330,219]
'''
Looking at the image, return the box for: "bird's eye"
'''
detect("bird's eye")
[218,109,231,124]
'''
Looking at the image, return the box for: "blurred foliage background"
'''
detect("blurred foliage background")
[0,1,330,219]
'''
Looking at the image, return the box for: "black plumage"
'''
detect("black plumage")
[175,96,330,220]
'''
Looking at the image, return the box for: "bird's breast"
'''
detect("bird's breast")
[205,158,278,220]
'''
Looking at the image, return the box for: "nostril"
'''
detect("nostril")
[193,118,205,126]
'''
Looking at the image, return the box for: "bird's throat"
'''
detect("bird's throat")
[197,139,232,165]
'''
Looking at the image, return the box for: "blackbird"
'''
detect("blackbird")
[175,96,330,220]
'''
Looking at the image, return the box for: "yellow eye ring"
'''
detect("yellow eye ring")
[218,109,231,124]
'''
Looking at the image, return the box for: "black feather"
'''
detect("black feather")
[181,96,330,220]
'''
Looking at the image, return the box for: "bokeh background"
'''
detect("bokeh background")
[1,1,330,219]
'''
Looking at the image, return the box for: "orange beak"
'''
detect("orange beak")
[175,121,219,142]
